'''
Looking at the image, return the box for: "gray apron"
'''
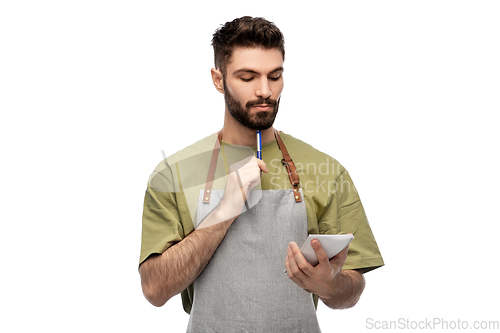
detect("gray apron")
[187,131,321,333]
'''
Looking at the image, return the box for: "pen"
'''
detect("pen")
[256,130,262,160]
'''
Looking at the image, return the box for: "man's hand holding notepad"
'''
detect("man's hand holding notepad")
[300,234,354,266]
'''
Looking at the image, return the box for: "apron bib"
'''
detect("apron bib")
[187,131,321,333]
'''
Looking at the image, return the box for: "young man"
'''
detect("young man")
[139,16,383,332]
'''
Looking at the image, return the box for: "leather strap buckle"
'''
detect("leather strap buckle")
[283,159,300,186]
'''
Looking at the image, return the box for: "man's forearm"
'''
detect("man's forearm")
[321,269,365,309]
[139,208,235,307]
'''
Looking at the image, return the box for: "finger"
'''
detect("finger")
[286,247,307,285]
[337,243,349,259]
[329,234,352,264]
[285,256,308,289]
[238,167,262,191]
[234,166,260,185]
[255,158,268,173]
[288,242,313,276]
[248,177,262,190]
[287,245,306,278]
[311,239,330,266]
[337,233,352,259]
[329,243,350,267]
[284,256,292,278]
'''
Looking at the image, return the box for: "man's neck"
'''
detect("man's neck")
[221,110,276,146]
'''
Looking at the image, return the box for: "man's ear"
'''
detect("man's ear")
[211,68,224,94]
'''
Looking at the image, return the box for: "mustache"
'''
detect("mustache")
[245,97,278,108]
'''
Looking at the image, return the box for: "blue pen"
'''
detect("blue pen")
[256,130,262,160]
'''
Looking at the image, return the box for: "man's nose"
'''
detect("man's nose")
[255,78,271,98]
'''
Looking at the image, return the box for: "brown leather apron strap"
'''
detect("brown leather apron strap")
[203,130,302,204]
[202,131,222,204]
[274,129,302,203]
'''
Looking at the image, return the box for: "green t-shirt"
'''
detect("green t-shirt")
[140,131,384,313]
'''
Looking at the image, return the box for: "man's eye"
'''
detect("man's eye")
[240,77,254,82]
[269,75,281,81]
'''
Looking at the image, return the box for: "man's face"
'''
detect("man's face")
[223,47,284,130]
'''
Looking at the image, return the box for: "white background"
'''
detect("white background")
[1,1,499,332]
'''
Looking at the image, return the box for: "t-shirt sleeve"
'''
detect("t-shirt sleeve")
[318,169,384,273]
[139,163,185,266]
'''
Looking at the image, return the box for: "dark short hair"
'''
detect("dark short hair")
[211,16,285,75]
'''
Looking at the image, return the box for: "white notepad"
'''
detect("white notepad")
[300,234,354,266]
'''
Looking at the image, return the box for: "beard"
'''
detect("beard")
[224,80,280,130]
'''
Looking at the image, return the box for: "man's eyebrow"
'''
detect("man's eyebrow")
[233,67,284,75]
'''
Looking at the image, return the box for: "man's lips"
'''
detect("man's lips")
[251,104,273,111]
